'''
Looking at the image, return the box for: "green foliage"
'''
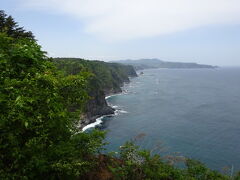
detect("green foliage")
[53,58,137,94]
[53,58,137,118]
[1,11,239,180]
[0,32,105,179]
[185,159,230,180]
[234,172,240,180]
[0,10,34,40]
[109,141,185,180]
[107,141,232,180]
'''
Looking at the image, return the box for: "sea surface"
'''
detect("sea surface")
[101,67,240,171]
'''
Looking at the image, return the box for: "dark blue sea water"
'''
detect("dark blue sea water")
[102,67,240,171]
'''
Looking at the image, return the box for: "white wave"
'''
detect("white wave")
[114,109,128,115]
[114,111,119,116]
[82,108,128,132]
[105,95,112,99]
[105,90,130,100]
[105,93,121,100]
[82,116,104,132]
[122,91,129,95]
[83,86,131,131]
[119,110,128,113]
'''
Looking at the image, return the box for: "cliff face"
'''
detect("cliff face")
[53,58,137,127]
[81,89,115,127]
[103,63,137,94]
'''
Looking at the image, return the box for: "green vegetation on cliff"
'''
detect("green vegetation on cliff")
[53,58,137,94]
[53,58,137,123]
[0,10,239,180]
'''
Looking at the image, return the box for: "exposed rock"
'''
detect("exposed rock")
[53,58,138,130]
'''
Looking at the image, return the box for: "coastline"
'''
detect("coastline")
[81,80,134,132]
[80,74,138,132]
[82,93,122,132]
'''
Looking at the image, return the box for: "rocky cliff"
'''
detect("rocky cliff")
[53,58,137,128]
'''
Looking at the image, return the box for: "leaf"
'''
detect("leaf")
[24,121,28,128]
[15,95,21,102]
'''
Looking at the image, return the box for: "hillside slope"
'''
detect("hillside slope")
[114,58,217,70]
[53,58,137,128]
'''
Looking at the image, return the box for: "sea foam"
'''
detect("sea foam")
[82,116,104,132]
[82,92,128,132]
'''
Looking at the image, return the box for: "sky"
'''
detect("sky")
[2,0,240,66]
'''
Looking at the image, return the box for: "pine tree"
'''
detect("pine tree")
[0,10,34,40]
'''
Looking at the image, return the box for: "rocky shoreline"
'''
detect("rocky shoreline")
[53,58,138,131]
[80,81,134,131]
[79,91,121,131]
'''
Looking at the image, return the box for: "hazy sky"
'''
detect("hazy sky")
[2,0,240,66]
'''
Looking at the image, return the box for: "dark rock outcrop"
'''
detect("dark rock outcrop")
[80,90,115,128]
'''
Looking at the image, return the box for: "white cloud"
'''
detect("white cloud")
[20,0,240,41]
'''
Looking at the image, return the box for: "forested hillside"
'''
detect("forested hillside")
[54,58,137,94]
[114,59,217,70]
[53,58,137,127]
[1,10,240,179]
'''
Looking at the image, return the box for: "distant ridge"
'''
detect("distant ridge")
[112,58,217,70]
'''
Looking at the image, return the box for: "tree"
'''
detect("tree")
[0,10,34,40]
[0,32,105,179]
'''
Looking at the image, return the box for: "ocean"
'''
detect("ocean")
[99,67,240,171]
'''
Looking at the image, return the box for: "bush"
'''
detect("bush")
[0,32,105,179]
